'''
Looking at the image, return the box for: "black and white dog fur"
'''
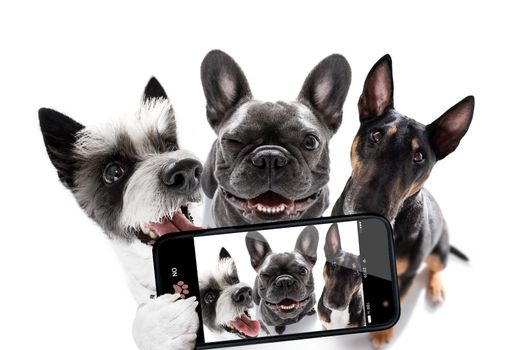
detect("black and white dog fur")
[200,50,351,227]
[199,248,261,339]
[39,78,203,350]
[318,223,365,329]
[246,226,319,334]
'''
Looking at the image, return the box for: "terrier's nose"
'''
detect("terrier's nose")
[161,158,202,193]
[232,287,253,304]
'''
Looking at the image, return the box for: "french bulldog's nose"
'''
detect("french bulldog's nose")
[274,275,296,288]
[251,146,289,169]
[233,287,252,304]
[161,158,203,193]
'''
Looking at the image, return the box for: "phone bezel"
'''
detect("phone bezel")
[153,213,400,349]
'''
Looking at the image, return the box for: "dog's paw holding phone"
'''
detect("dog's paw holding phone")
[133,293,199,350]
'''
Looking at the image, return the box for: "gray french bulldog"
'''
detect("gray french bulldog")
[245,226,319,334]
[200,50,351,226]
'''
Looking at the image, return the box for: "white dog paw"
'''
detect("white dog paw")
[133,293,199,350]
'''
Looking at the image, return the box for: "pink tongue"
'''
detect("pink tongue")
[147,211,204,237]
[230,314,261,338]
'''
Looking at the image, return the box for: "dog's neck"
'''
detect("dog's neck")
[110,239,156,304]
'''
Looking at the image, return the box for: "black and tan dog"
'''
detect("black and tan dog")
[332,55,474,347]
[318,223,365,329]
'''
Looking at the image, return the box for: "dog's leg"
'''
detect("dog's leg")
[371,271,417,349]
[426,231,449,305]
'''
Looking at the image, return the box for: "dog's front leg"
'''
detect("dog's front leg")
[133,293,199,350]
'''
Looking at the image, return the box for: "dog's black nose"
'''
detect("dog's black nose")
[161,158,203,193]
[274,275,295,288]
[251,146,289,169]
[233,287,252,304]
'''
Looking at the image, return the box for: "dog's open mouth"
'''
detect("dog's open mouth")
[136,206,204,244]
[221,189,322,219]
[223,310,261,338]
[265,297,309,313]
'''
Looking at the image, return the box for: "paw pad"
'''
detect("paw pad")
[173,280,190,298]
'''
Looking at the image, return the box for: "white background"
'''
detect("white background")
[1,1,524,349]
[194,222,359,341]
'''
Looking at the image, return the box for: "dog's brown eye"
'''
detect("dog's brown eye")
[413,151,424,163]
[370,130,383,143]
[103,162,124,184]
[303,134,320,151]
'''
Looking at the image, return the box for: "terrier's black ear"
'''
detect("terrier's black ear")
[246,231,272,270]
[428,96,475,160]
[143,76,168,102]
[219,247,231,259]
[201,50,252,133]
[298,54,351,134]
[358,54,394,120]
[324,223,342,258]
[39,108,84,188]
[295,225,319,266]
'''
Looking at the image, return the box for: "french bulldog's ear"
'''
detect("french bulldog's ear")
[295,225,319,266]
[428,96,475,160]
[358,54,394,120]
[201,50,253,133]
[246,231,272,270]
[39,108,85,189]
[201,140,219,198]
[324,223,342,258]
[298,54,351,134]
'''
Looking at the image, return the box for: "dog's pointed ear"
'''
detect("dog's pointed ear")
[358,54,394,120]
[324,223,342,258]
[143,76,168,101]
[201,140,218,198]
[298,54,351,134]
[219,247,239,281]
[295,225,319,266]
[246,231,272,270]
[39,108,85,188]
[201,50,253,133]
[219,247,231,259]
[141,77,178,145]
[428,96,475,160]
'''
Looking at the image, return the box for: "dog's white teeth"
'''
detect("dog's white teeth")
[255,204,286,214]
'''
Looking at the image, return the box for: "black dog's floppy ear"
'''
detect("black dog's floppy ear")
[201,50,253,133]
[358,54,394,120]
[298,54,351,134]
[246,231,272,270]
[295,225,319,266]
[428,96,475,160]
[39,108,85,188]
[324,223,342,258]
[201,140,218,198]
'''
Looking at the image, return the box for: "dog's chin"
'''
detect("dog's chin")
[264,297,311,316]
[134,206,204,245]
[221,189,322,220]
[221,310,261,338]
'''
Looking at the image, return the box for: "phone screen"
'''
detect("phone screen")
[154,215,399,349]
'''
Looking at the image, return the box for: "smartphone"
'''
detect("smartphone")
[153,214,399,349]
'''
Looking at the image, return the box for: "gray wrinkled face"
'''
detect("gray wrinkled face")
[215,100,331,220]
[257,252,315,319]
[200,50,352,225]
[39,78,203,244]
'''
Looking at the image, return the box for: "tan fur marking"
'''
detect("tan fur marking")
[426,254,446,304]
[371,328,394,348]
[396,258,409,275]
[387,126,397,135]
[350,137,360,171]
[411,138,420,150]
